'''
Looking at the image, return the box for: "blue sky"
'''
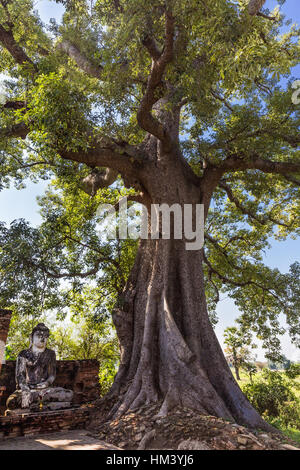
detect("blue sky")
[0,0,299,360]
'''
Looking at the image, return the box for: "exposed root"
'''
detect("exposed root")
[108,239,273,431]
[94,403,293,451]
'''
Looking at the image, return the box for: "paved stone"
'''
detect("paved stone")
[0,429,121,450]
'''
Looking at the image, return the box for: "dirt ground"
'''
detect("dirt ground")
[0,429,121,450]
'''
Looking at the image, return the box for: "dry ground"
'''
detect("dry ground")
[0,429,120,450]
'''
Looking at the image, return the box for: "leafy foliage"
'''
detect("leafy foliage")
[224,324,257,376]
[0,0,299,361]
[242,369,299,422]
[286,363,300,380]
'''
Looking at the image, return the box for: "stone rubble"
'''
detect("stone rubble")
[92,403,300,451]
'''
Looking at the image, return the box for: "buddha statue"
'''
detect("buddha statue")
[6,323,73,414]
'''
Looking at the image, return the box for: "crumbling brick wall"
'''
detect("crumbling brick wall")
[0,310,12,376]
[0,407,91,439]
[54,360,100,404]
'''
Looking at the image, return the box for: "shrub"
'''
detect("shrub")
[285,363,300,379]
[277,402,300,429]
[242,370,296,417]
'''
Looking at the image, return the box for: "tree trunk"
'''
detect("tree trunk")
[235,366,241,381]
[105,144,273,432]
[108,237,272,430]
[233,353,241,381]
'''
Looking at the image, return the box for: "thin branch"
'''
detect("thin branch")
[219,180,293,228]
[254,78,272,96]
[257,12,277,21]
[245,129,300,148]
[205,233,243,271]
[31,260,102,280]
[203,250,289,312]
[203,251,280,302]
[207,272,220,304]
[58,234,120,269]
[210,89,234,112]
[4,151,53,170]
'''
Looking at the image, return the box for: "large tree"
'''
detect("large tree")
[0,0,299,430]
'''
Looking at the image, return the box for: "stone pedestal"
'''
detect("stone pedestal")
[6,387,74,413]
[0,310,12,376]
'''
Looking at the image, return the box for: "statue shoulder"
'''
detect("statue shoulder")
[17,349,31,360]
[45,348,56,359]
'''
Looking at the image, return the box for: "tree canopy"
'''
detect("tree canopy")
[0,0,299,361]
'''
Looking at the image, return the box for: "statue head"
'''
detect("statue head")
[29,323,50,351]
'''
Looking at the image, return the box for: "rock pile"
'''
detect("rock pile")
[93,404,299,451]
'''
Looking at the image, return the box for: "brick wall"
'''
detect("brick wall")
[0,407,91,440]
[54,360,100,405]
[0,359,100,414]
[0,310,12,376]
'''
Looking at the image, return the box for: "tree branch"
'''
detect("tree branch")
[0,24,36,69]
[0,122,29,139]
[137,9,175,149]
[257,12,277,21]
[56,40,103,79]
[81,168,119,196]
[216,154,300,177]
[207,271,220,304]
[2,100,25,110]
[31,260,102,280]
[245,129,300,148]
[282,175,300,187]
[59,135,146,182]
[248,0,266,17]
[141,35,162,61]
[210,89,234,112]
[0,118,146,183]
[203,250,280,301]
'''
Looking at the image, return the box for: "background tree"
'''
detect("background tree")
[224,325,257,380]
[0,0,299,430]
[268,355,292,371]
[241,361,257,384]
